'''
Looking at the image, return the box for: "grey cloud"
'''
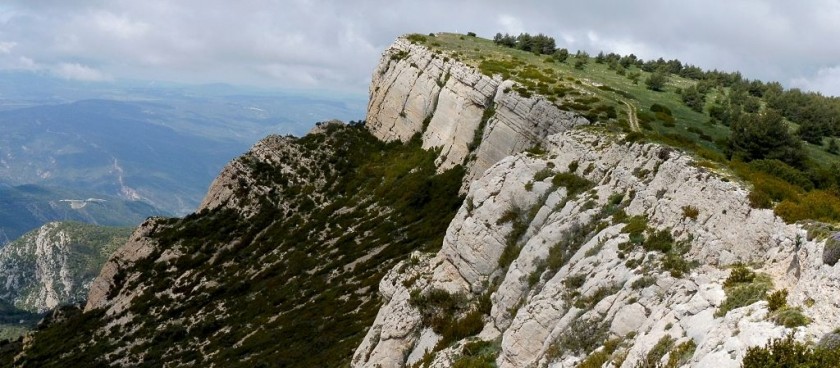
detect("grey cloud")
[0,0,838,95]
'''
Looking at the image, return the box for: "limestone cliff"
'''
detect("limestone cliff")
[353,37,840,368]
[0,222,130,313]
[367,37,588,186]
[353,129,840,368]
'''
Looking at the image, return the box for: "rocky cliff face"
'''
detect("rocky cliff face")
[353,129,840,368]
[0,222,129,313]
[6,36,840,368]
[353,37,840,368]
[367,38,588,186]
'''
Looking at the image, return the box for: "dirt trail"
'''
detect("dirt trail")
[624,100,640,132]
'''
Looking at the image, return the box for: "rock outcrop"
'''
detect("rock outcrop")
[356,38,840,367]
[353,129,840,368]
[367,37,588,186]
[0,222,130,313]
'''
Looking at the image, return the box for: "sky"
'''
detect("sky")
[1,0,839,97]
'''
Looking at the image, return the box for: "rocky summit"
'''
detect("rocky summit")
[2,33,839,368]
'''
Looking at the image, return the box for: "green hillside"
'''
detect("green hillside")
[1,124,464,367]
[410,32,840,224]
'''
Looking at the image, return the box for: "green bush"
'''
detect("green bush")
[452,340,497,368]
[545,316,608,359]
[643,229,674,253]
[622,215,649,238]
[631,275,657,290]
[533,168,555,182]
[406,34,428,43]
[551,172,594,198]
[766,289,788,312]
[716,282,769,317]
[724,264,756,287]
[638,335,675,367]
[742,334,840,368]
[665,340,696,368]
[770,306,810,328]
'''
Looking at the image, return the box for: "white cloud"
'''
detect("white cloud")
[0,41,16,54]
[790,65,840,97]
[497,14,524,35]
[0,1,839,95]
[91,10,149,39]
[52,63,111,81]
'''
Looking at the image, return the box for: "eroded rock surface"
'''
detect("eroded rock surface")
[354,130,840,367]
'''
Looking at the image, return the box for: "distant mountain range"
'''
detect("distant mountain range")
[0,183,159,244]
[0,72,365,241]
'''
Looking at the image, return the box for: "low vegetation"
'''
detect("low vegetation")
[742,335,840,367]
[3,124,466,367]
[716,264,772,317]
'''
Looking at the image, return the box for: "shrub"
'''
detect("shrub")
[681,206,699,220]
[771,306,810,328]
[716,282,769,317]
[622,215,649,237]
[631,275,657,290]
[650,103,673,116]
[661,253,692,278]
[823,234,840,266]
[666,340,696,368]
[551,172,594,197]
[643,229,674,253]
[406,34,427,43]
[533,168,555,182]
[639,335,675,367]
[775,190,840,224]
[766,289,788,312]
[452,340,497,368]
[568,160,579,173]
[724,264,755,287]
[742,334,840,368]
[546,316,608,358]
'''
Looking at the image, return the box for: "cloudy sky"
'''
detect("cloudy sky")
[1,0,839,96]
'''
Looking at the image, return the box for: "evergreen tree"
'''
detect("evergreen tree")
[829,138,839,155]
[645,70,668,91]
[553,48,569,62]
[681,85,705,112]
[729,109,806,168]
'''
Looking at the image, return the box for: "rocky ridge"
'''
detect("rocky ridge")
[367,37,588,186]
[353,37,840,368]
[4,35,839,368]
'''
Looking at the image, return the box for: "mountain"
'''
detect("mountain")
[0,221,131,339]
[0,183,161,245]
[0,73,366,216]
[3,33,840,368]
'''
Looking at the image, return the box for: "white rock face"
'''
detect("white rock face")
[0,222,128,313]
[353,130,840,367]
[366,37,589,188]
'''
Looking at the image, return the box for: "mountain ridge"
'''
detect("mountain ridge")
[1,33,839,368]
